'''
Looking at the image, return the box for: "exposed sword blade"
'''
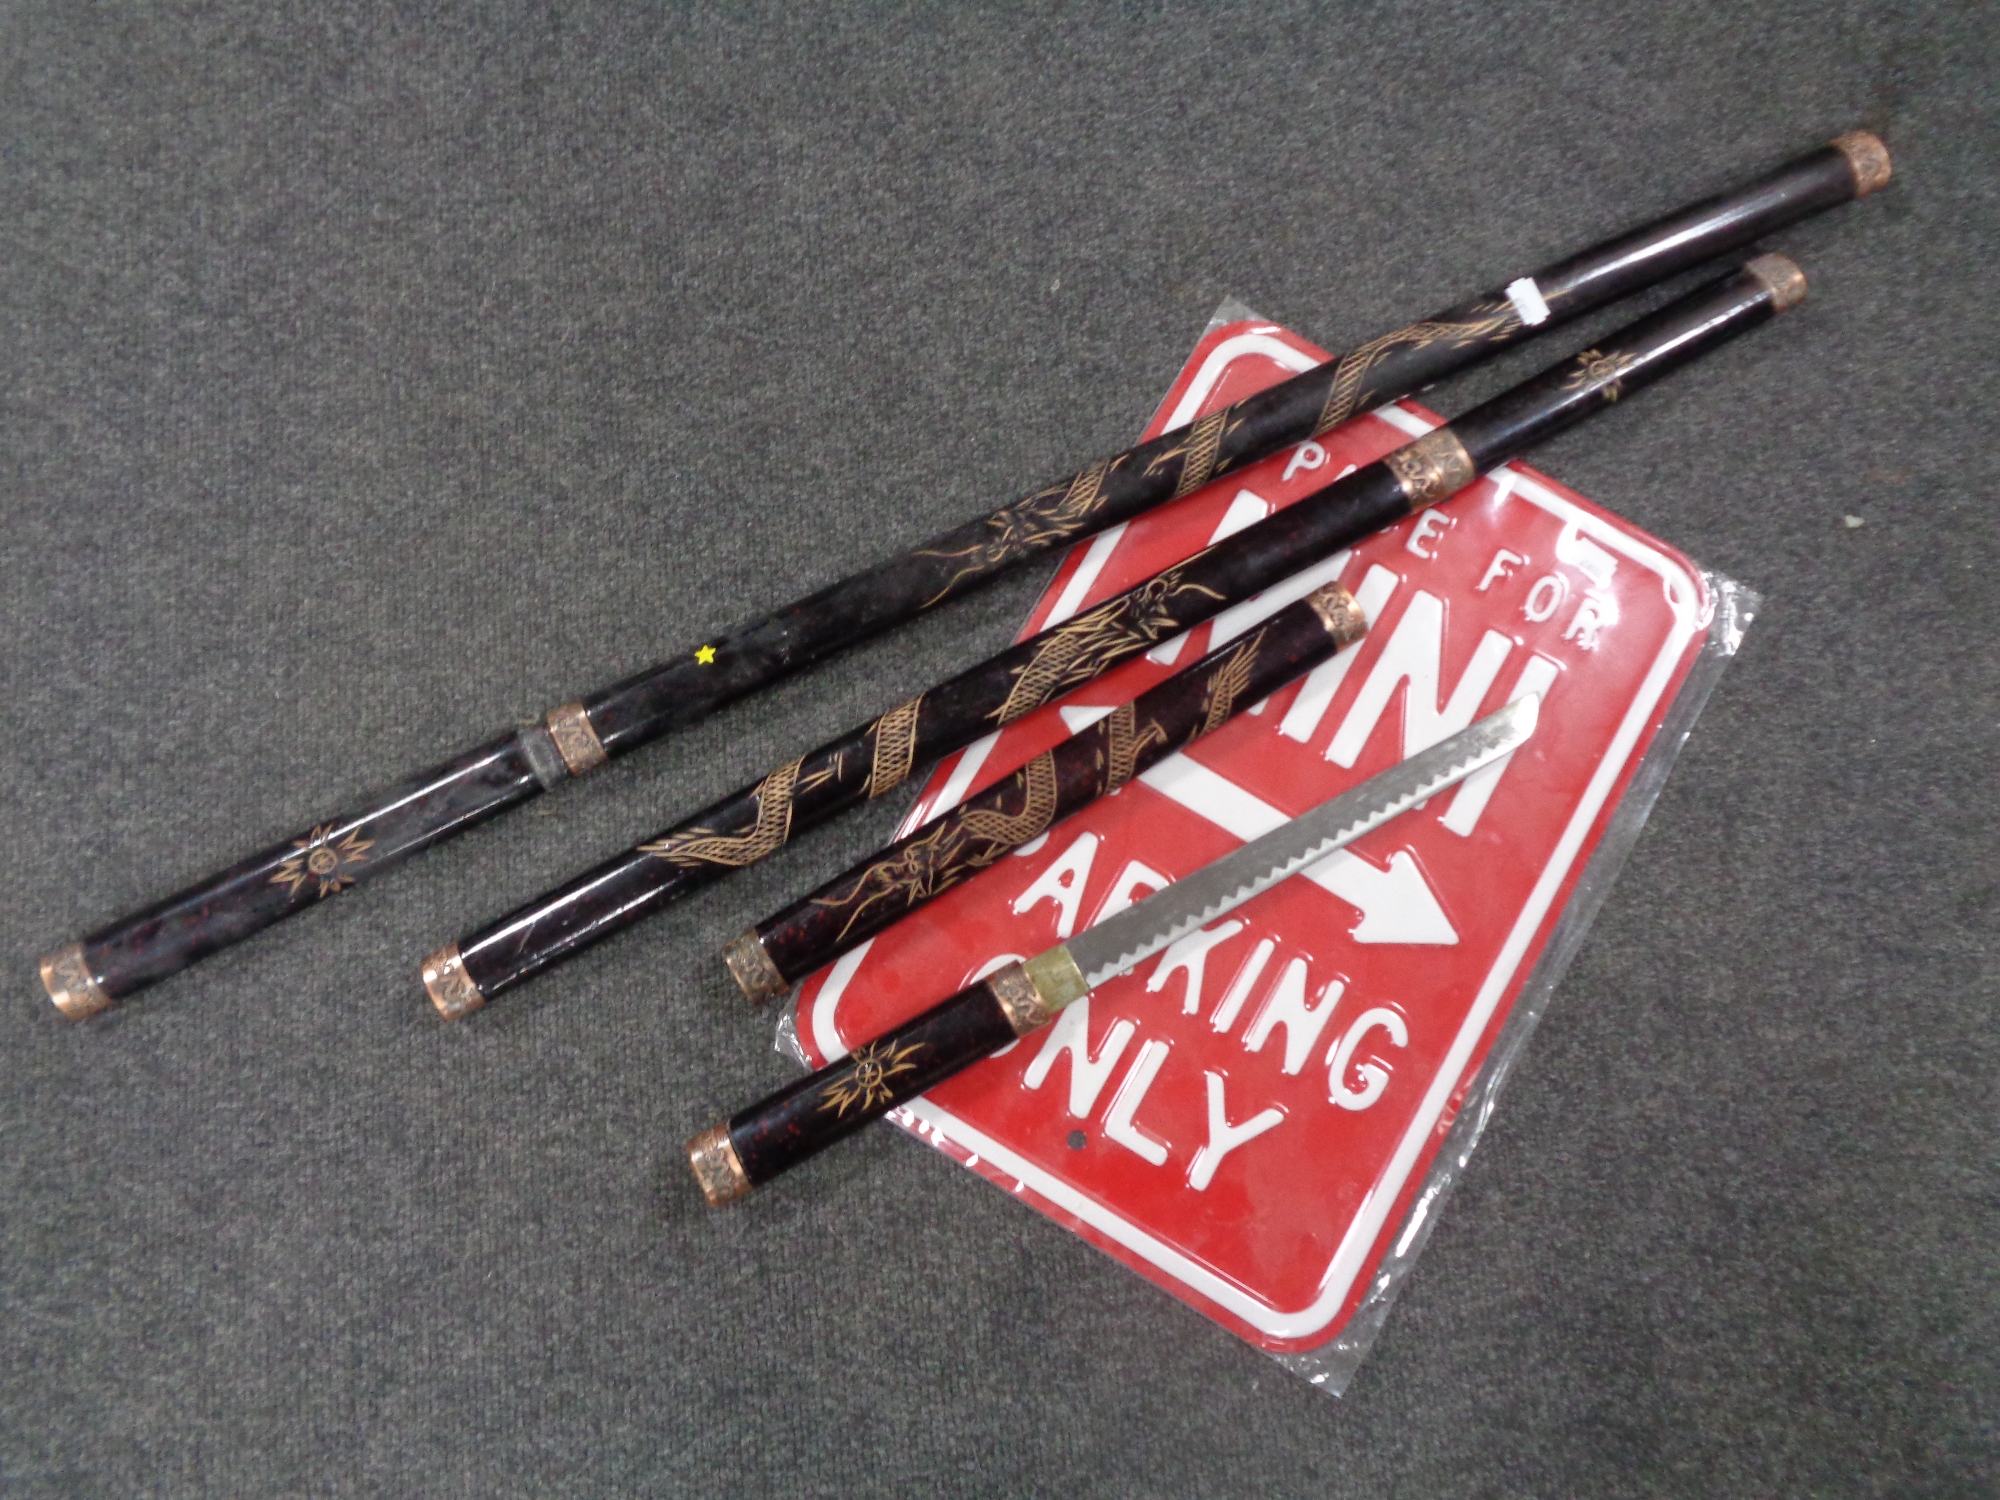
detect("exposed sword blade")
[1061,695,1541,989]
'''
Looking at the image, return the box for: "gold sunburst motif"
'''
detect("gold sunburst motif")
[1563,348,1643,401]
[271,824,375,900]
[818,1039,926,1118]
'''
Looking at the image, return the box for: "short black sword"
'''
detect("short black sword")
[688,695,1541,1203]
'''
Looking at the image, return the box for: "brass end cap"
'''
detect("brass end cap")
[422,942,486,1020]
[723,930,788,1005]
[1306,581,1368,648]
[1745,254,1809,314]
[1383,428,1477,510]
[687,1123,752,1206]
[1831,130,1892,198]
[544,701,608,776]
[39,943,112,1020]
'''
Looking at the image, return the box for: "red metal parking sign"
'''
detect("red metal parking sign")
[794,315,1715,1353]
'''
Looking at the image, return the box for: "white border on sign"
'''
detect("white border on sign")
[806,342,1703,1342]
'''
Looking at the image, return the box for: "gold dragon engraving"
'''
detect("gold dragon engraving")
[641,758,846,869]
[1314,302,1523,435]
[992,571,1226,726]
[914,457,1116,604]
[866,697,923,799]
[811,751,1061,943]
[1198,630,1263,735]
[641,759,804,869]
[1101,700,1171,792]
[1140,408,1234,498]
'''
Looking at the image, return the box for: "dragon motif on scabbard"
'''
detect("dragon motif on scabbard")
[991,569,1225,726]
[914,456,1119,605]
[1141,407,1238,498]
[1101,700,1171,792]
[811,751,1063,943]
[1197,630,1263,736]
[1313,301,1523,436]
[640,758,840,869]
[865,696,923,799]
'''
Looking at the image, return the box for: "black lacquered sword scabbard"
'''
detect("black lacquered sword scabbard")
[432,254,1808,1017]
[689,698,1542,1204]
[581,132,1878,757]
[428,578,1370,1016]
[730,255,1809,996]
[41,132,1883,1015]
[39,729,571,1017]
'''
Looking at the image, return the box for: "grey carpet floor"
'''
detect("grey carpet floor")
[2,3,1993,1495]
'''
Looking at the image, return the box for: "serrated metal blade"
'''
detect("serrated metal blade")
[1061,695,1541,989]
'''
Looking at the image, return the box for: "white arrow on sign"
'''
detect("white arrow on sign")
[1137,751,1457,946]
[1301,847,1456,945]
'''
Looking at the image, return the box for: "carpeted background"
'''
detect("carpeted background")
[3,3,1992,1494]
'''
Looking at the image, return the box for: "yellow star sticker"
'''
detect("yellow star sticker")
[694,645,717,665]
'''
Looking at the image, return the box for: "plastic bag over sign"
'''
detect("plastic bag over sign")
[783,303,1758,1395]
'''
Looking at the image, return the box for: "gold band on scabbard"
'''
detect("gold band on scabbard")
[1831,131,1891,198]
[545,702,608,776]
[723,931,789,1004]
[1306,581,1368,649]
[422,942,486,1020]
[687,1124,752,1205]
[1383,429,1476,510]
[39,943,112,1020]
[989,948,1089,1037]
[1744,254,1808,314]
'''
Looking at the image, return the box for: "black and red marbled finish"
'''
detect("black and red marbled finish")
[723,979,1018,1186]
[447,255,1802,1008]
[745,588,1355,988]
[43,134,1878,1011]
